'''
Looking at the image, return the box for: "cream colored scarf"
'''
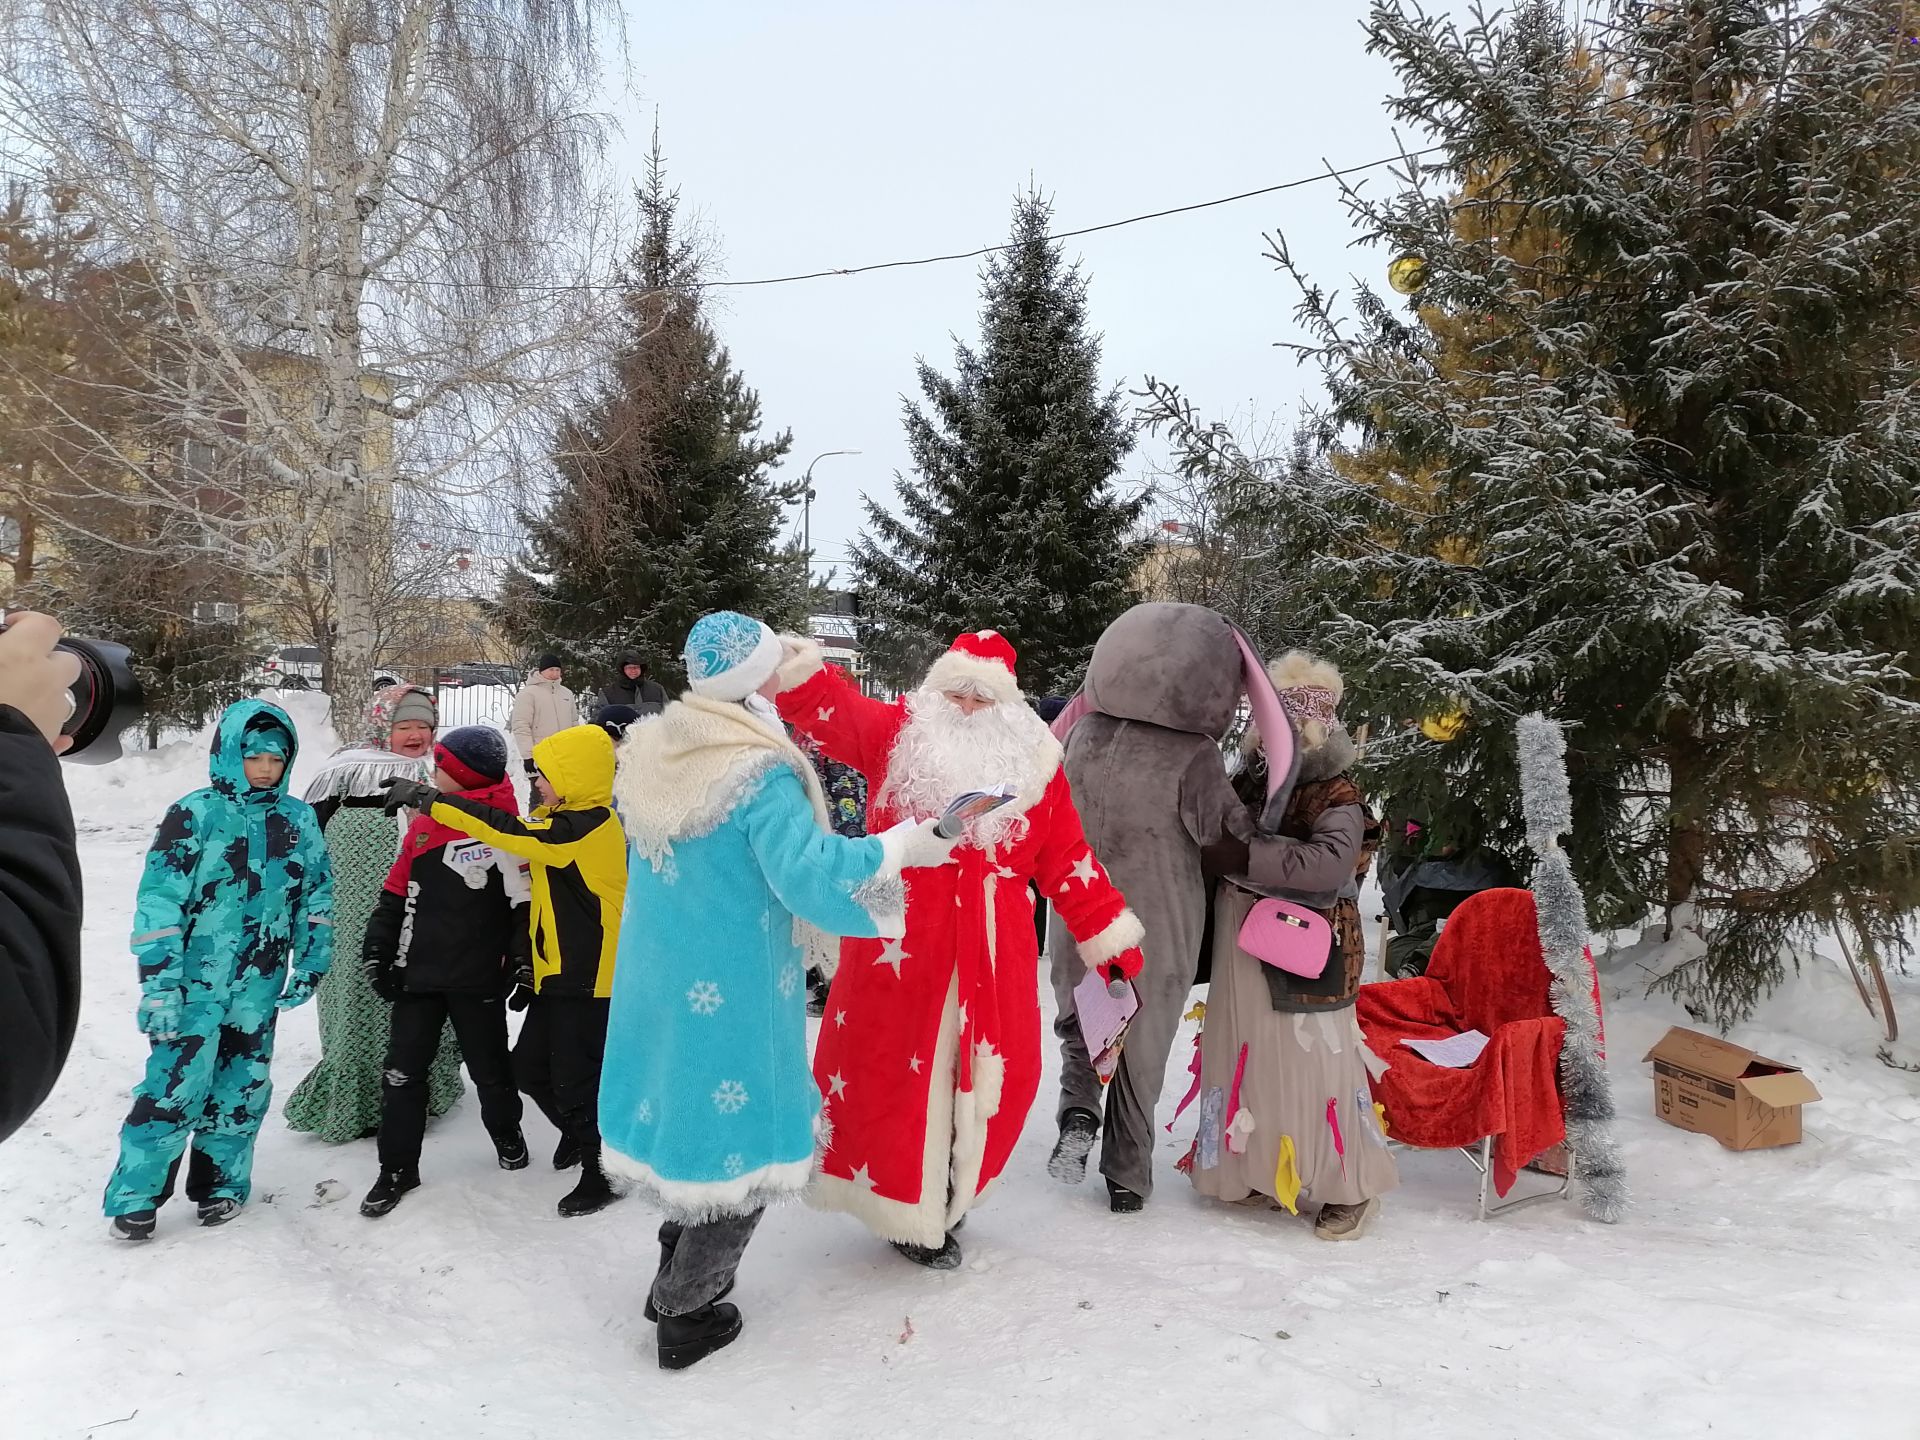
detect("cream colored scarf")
[615,693,833,869]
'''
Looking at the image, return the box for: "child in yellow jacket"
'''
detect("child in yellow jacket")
[385,723,627,1216]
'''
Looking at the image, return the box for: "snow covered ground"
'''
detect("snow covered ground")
[4,705,1918,1439]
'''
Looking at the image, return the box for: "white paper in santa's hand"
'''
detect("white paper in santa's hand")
[935,785,1016,837]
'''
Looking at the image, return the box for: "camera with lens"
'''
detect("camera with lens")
[0,621,145,763]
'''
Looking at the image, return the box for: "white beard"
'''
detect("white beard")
[880,690,1055,849]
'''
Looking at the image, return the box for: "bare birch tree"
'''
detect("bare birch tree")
[1,0,622,736]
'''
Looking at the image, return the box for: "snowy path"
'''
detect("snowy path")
[4,744,1917,1437]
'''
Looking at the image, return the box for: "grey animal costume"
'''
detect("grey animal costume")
[1048,603,1291,1201]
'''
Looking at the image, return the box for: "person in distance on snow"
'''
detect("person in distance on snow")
[600,611,960,1370]
[775,628,1145,1270]
[384,721,628,1219]
[510,654,579,775]
[359,726,536,1218]
[103,700,333,1241]
[596,652,668,720]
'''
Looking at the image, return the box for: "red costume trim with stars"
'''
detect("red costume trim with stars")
[778,638,1144,1248]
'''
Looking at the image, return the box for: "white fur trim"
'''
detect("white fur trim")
[922,650,1023,706]
[775,634,826,691]
[688,623,783,702]
[600,1148,816,1223]
[1078,907,1145,968]
[945,1041,1005,1231]
[616,695,832,866]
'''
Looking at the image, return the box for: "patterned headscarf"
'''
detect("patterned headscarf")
[1278,683,1338,733]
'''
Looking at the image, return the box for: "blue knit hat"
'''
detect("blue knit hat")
[684,611,782,702]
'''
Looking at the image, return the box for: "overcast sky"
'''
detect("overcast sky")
[605,0,1478,580]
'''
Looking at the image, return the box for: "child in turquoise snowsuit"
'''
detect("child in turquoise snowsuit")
[103,700,334,1239]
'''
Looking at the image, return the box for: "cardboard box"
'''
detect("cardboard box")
[1643,1026,1822,1151]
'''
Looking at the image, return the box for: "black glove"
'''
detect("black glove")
[379,776,441,816]
[523,759,538,777]
[507,960,535,1011]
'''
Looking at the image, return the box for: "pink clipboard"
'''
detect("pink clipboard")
[1073,966,1139,1081]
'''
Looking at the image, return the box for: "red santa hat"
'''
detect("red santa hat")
[921,629,1024,706]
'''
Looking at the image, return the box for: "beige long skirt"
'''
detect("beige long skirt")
[1189,886,1400,1211]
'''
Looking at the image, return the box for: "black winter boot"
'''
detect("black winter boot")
[108,1210,157,1243]
[1107,1179,1145,1214]
[557,1149,618,1218]
[360,1168,421,1218]
[890,1233,963,1271]
[197,1198,241,1227]
[1047,1107,1100,1184]
[552,1135,582,1171]
[494,1131,530,1171]
[657,1301,743,1370]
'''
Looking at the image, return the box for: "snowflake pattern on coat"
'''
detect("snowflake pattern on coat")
[686,980,724,1015]
[711,1079,749,1114]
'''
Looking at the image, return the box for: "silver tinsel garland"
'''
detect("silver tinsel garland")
[1516,714,1629,1223]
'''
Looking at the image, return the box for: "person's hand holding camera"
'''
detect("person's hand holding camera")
[0,612,83,754]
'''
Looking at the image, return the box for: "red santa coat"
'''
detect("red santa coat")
[779,655,1143,1247]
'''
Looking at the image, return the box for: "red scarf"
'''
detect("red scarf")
[383,776,519,895]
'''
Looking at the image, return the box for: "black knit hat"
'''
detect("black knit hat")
[536,653,563,673]
[434,725,509,788]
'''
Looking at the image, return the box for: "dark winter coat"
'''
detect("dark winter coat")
[599,658,668,718]
[0,706,83,1144]
[363,777,533,999]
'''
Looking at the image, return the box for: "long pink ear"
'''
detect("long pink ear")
[1231,627,1299,829]
[1049,691,1093,742]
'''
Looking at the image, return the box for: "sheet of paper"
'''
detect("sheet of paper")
[1403,1029,1491,1068]
[1073,966,1139,1058]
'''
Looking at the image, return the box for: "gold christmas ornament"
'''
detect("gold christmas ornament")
[1419,703,1467,743]
[1387,253,1430,295]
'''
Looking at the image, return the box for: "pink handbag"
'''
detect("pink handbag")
[1237,898,1333,979]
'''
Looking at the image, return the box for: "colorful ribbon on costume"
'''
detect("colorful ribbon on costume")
[1326,1096,1347,1180]
[1225,1043,1251,1155]
[1272,1135,1301,1214]
[1167,1038,1203,1132]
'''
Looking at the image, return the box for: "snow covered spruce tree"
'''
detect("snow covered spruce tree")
[498,134,799,688]
[855,190,1145,695]
[1142,0,1920,1022]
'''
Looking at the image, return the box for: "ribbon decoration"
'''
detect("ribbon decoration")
[1272,1135,1302,1215]
[1166,1038,1204,1132]
[1225,1043,1251,1155]
[1326,1096,1348,1180]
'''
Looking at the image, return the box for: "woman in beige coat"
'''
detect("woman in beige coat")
[509,654,579,773]
[1192,652,1399,1240]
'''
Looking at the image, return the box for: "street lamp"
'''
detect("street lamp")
[785,449,861,567]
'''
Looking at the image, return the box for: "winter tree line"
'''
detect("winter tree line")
[3,0,1918,1024]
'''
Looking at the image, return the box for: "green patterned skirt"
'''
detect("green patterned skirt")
[283,805,464,1143]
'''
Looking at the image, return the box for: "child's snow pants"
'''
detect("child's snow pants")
[103,972,283,1217]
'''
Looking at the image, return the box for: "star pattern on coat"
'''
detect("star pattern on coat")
[908,1054,923,1073]
[1067,851,1103,887]
[875,939,907,976]
[849,1163,876,1191]
[817,706,835,723]
[827,1071,849,1098]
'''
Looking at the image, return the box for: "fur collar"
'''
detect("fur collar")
[616,695,831,868]
[1295,726,1357,785]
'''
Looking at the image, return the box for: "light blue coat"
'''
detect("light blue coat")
[600,756,894,1220]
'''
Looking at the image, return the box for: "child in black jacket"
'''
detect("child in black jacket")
[360,727,532,1217]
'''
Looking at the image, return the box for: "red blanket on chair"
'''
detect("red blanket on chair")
[1355,888,1568,1196]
